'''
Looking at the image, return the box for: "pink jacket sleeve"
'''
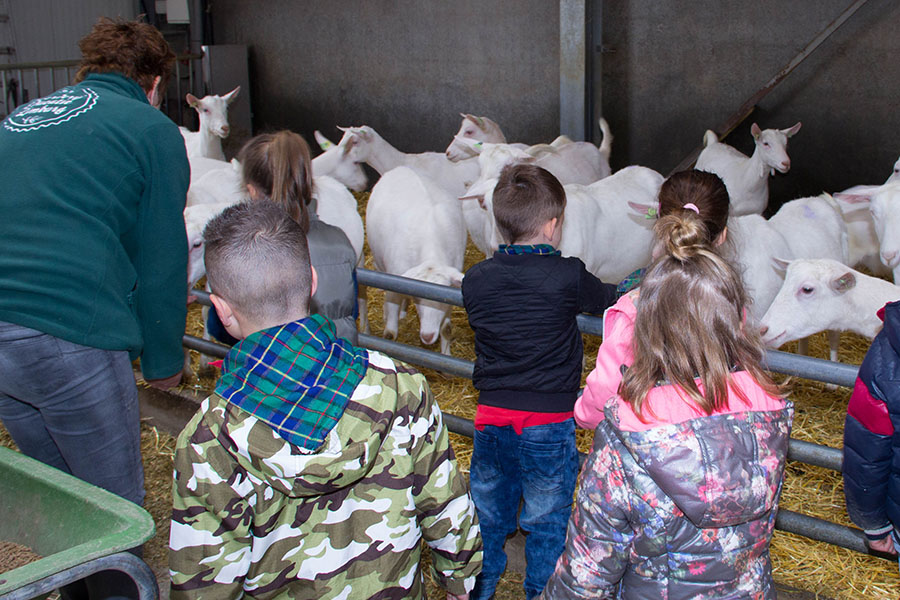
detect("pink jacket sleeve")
[575,293,638,430]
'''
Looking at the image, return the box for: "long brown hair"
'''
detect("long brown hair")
[239,130,314,233]
[620,213,784,420]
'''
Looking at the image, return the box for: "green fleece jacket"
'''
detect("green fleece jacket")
[0,72,189,379]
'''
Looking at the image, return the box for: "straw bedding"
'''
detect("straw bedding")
[1,192,897,598]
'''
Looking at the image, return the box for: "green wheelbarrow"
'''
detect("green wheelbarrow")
[0,446,158,600]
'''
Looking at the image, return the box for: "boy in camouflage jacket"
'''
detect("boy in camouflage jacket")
[169,202,482,599]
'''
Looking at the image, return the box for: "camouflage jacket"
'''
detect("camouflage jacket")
[169,350,482,599]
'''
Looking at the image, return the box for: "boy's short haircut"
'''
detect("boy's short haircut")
[492,163,566,244]
[203,201,312,324]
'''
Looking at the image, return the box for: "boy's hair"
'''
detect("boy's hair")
[620,212,784,420]
[75,17,175,93]
[492,164,565,244]
[203,201,312,325]
[239,131,314,234]
[658,169,730,243]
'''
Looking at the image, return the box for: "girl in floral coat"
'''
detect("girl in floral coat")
[543,211,793,599]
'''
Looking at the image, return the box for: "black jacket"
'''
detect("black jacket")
[462,250,616,412]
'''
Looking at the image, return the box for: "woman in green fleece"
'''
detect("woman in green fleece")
[0,15,189,565]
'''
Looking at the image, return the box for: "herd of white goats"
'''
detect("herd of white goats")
[180,86,900,366]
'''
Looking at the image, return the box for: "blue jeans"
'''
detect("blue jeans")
[0,322,145,599]
[469,419,578,600]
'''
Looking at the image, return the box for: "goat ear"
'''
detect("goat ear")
[771,257,790,276]
[834,192,871,206]
[186,93,200,107]
[628,201,658,219]
[830,271,856,294]
[342,134,358,155]
[751,123,762,139]
[452,135,483,154]
[784,121,802,138]
[314,131,334,151]
[223,86,241,104]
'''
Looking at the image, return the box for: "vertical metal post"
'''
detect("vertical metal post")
[175,59,183,124]
[560,0,587,140]
[49,67,54,91]
[589,0,603,145]
[32,67,37,97]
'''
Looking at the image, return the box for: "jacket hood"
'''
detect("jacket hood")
[220,370,394,497]
[207,351,410,498]
[209,317,419,499]
[606,401,793,528]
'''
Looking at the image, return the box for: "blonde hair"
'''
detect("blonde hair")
[620,213,784,420]
[238,130,314,233]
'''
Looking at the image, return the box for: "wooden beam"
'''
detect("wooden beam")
[668,0,871,176]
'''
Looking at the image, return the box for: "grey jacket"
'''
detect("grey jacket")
[308,214,359,344]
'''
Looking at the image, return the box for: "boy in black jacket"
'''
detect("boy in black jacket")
[461,164,617,600]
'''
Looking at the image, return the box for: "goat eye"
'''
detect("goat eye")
[763,142,770,147]
[465,129,474,135]
[192,241,203,248]
[800,286,814,295]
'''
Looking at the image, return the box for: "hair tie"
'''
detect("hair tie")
[683,203,700,214]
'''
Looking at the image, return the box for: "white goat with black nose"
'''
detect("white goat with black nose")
[179,86,240,161]
[695,122,801,216]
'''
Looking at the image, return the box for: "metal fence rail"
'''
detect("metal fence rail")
[185,269,874,557]
[0,54,203,125]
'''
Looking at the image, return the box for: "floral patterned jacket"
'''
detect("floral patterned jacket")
[543,382,793,599]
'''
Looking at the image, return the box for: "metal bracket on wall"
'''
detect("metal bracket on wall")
[668,0,871,177]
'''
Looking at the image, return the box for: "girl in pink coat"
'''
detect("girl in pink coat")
[545,209,792,599]
[575,170,732,430]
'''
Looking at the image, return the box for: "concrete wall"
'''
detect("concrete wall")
[210,0,560,153]
[210,1,900,209]
[600,0,900,211]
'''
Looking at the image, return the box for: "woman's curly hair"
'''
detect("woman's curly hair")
[74,17,175,92]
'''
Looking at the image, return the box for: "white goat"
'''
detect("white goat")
[184,201,239,289]
[179,87,240,161]
[334,125,489,256]
[768,193,848,266]
[445,114,515,161]
[722,193,847,324]
[187,159,245,206]
[760,258,900,352]
[834,181,900,283]
[890,155,900,182]
[366,166,466,355]
[695,122,801,216]
[834,184,891,277]
[464,166,661,284]
[312,131,368,192]
[456,124,612,192]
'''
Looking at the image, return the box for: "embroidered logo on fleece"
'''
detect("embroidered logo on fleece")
[4,87,99,132]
